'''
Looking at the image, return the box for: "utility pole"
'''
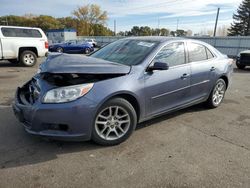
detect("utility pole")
[213,8,220,37]
[176,19,179,31]
[158,17,160,36]
[114,19,116,36]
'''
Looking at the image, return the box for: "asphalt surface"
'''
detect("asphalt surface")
[0,59,250,188]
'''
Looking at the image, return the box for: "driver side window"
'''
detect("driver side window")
[154,42,185,67]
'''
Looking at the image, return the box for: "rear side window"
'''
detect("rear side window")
[154,42,185,67]
[1,28,42,38]
[188,43,207,62]
[206,48,214,59]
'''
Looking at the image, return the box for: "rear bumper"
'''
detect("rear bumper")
[13,84,98,141]
[38,49,49,57]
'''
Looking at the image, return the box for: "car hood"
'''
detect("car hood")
[40,53,131,74]
[240,50,250,55]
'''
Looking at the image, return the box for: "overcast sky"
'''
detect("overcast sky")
[0,0,242,33]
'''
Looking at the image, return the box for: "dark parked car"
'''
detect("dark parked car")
[13,37,233,145]
[49,40,94,54]
[236,50,250,69]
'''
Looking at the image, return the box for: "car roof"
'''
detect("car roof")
[122,36,222,57]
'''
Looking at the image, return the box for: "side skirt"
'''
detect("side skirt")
[138,97,207,124]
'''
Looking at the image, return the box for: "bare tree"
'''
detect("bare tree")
[72,4,108,35]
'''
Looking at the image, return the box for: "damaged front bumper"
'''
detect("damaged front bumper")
[13,77,98,141]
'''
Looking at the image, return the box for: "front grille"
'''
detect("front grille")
[240,54,250,64]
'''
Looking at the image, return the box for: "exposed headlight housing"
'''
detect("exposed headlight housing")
[43,83,94,103]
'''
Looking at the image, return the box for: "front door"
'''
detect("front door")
[144,42,191,116]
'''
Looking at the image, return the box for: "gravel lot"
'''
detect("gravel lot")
[0,59,250,188]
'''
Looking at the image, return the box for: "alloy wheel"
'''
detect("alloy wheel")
[95,106,131,141]
[212,81,226,106]
[23,53,35,65]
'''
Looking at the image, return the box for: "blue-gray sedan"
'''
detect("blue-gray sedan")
[13,37,233,145]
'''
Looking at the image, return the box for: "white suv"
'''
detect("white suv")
[0,26,48,66]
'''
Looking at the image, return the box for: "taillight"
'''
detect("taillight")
[45,41,49,49]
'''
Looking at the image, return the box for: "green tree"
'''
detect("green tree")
[140,26,152,36]
[57,17,78,29]
[228,0,250,36]
[34,15,63,30]
[130,26,140,36]
[160,28,170,36]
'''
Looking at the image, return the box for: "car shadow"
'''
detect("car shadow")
[0,104,209,169]
[0,61,18,67]
[233,67,250,73]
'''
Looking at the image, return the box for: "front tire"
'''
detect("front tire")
[20,51,37,67]
[236,61,246,70]
[206,79,226,108]
[92,98,137,146]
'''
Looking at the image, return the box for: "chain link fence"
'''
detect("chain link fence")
[78,36,250,57]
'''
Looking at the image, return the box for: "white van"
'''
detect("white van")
[0,26,48,66]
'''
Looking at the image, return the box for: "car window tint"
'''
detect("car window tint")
[206,48,214,59]
[1,28,42,38]
[154,42,185,67]
[188,43,207,62]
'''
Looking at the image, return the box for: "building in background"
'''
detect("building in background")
[46,28,76,44]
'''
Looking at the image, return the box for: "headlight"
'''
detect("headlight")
[43,83,94,103]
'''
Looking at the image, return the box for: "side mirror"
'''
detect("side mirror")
[147,62,169,72]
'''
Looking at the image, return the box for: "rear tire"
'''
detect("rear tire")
[20,50,37,67]
[236,61,246,70]
[206,79,226,109]
[56,47,63,53]
[92,98,137,146]
[84,48,90,54]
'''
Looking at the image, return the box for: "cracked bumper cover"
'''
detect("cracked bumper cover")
[13,84,98,141]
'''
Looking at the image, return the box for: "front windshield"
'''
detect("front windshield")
[90,39,159,65]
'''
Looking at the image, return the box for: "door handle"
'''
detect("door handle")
[181,73,190,79]
[210,67,216,71]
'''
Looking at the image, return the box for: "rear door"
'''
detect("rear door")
[144,42,191,116]
[187,42,216,101]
